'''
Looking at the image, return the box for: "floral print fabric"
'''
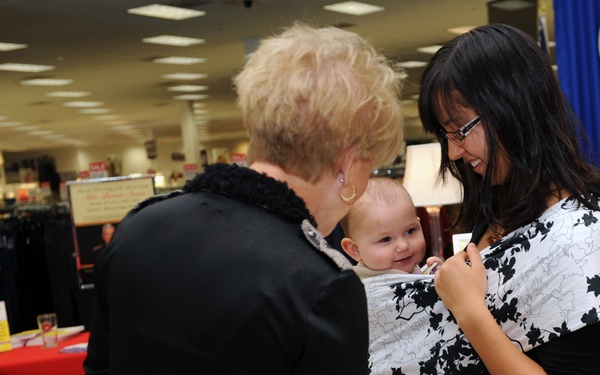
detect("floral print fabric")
[363,195,600,375]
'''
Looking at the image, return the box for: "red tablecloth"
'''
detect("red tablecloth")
[0,332,89,375]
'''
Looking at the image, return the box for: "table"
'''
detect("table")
[0,332,89,375]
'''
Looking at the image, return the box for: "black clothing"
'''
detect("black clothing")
[84,164,370,375]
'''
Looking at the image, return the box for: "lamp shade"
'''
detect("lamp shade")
[402,143,463,207]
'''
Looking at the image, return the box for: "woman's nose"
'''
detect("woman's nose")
[447,141,464,161]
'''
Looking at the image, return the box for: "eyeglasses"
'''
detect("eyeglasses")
[441,116,481,146]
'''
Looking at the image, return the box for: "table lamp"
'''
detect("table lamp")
[402,143,463,259]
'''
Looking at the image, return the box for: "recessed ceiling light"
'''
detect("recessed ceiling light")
[447,26,476,35]
[79,108,112,114]
[153,56,206,65]
[20,78,73,86]
[0,42,27,51]
[398,61,428,68]
[143,35,205,47]
[417,45,443,54]
[0,63,54,72]
[323,1,384,16]
[168,85,208,92]
[63,101,104,108]
[162,73,208,80]
[173,94,209,100]
[46,91,90,98]
[127,4,205,20]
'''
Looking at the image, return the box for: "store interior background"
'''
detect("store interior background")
[0,0,553,197]
[0,0,556,333]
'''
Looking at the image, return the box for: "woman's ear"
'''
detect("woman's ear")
[338,147,357,187]
[341,237,361,262]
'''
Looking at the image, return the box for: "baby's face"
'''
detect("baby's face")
[352,193,426,273]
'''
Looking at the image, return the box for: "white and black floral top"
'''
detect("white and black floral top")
[363,194,600,374]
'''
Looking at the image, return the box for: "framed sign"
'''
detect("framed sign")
[67,175,155,288]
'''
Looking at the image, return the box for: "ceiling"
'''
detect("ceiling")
[0,0,553,152]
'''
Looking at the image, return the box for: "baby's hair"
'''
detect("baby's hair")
[340,177,413,237]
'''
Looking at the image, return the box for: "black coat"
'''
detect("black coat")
[84,164,369,375]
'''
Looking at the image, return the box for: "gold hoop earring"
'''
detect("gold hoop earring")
[339,184,357,203]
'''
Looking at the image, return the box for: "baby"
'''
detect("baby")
[340,177,442,280]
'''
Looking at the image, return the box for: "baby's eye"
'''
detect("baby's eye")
[406,228,416,235]
[379,236,392,243]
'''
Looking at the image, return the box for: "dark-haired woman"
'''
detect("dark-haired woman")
[422,24,600,374]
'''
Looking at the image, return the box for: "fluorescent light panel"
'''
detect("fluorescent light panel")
[127,4,205,20]
[29,130,54,136]
[398,61,428,68]
[46,91,90,98]
[168,85,208,92]
[0,122,24,128]
[21,78,73,86]
[94,115,121,121]
[162,73,207,80]
[143,35,205,47]
[79,108,112,114]
[153,56,206,65]
[63,101,104,108]
[447,26,476,35]
[0,42,27,51]
[323,1,384,16]
[13,126,39,131]
[173,94,208,100]
[0,63,54,72]
[417,45,443,54]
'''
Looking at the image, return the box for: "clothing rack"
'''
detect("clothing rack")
[0,202,92,334]
[0,201,71,218]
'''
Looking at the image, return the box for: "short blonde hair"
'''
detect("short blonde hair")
[340,177,412,237]
[234,23,404,182]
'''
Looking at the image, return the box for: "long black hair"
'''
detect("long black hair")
[418,23,600,234]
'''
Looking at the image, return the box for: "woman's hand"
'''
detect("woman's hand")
[434,243,487,320]
[434,243,547,374]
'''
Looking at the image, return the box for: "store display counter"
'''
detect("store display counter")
[0,332,89,375]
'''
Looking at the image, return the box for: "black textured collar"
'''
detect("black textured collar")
[183,163,317,227]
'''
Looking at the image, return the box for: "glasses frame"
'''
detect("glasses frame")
[441,116,481,145]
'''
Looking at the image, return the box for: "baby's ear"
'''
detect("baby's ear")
[341,237,361,262]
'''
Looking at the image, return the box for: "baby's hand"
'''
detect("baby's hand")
[420,256,443,274]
